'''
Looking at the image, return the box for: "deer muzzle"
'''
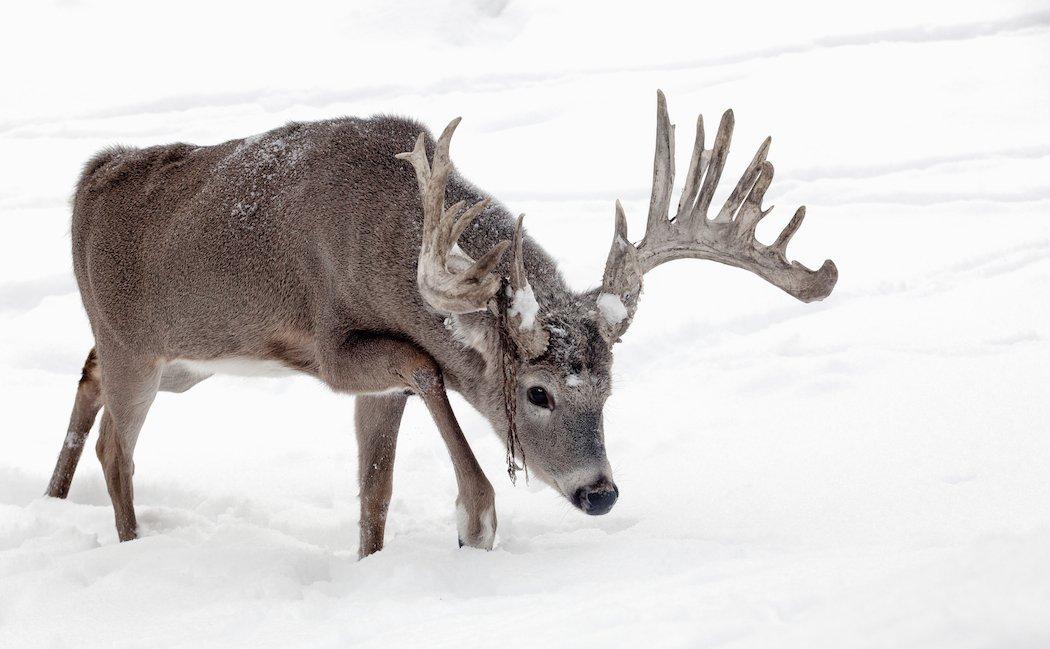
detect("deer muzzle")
[571,476,619,515]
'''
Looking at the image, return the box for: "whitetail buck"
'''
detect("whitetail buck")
[46,91,837,556]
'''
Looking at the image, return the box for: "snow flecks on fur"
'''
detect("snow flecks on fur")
[565,374,582,388]
[226,130,311,177]
[217,125,315,225]
[509,283,540,330]
[596,292,628,326]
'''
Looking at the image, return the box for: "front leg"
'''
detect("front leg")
[320,332,496,555]
[418,383,497,551]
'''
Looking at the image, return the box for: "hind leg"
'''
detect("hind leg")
[47,348,103,498]
[47,351,204,499]
[356,392,408,558]
[95,351,161,542]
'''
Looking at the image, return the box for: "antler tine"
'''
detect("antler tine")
[510,214,527,289]
[770,206,806,259]
[445,197,491,253]
[397,118,511,315]
[395,133,431,195]
[431,117,460,178]
[675,113,705,220]
[645,90,675,241]
[715,136,770,225]
[600,200,641,295]
[733,160,775,244]
[425,118,460,233]
[463,238,512,283]
[680,109,734,233]
[437,200,467,250]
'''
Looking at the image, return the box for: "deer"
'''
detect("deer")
[45,91,837,557]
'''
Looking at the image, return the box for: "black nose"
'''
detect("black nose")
[572,481,619,515]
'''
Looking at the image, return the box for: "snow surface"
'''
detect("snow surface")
[2,1,1049,647]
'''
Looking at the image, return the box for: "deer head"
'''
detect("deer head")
[398,92,838,516]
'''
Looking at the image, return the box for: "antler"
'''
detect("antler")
[397,118,511,315]
[505,214,550,359]
[598,91,838,342]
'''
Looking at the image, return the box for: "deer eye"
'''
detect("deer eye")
[527,386,553,409]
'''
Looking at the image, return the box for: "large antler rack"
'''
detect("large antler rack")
[396,118,510,316]
[598,91,838,343]
[397,119,549,360]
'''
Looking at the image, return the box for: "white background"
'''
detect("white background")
[1,1,1048,647]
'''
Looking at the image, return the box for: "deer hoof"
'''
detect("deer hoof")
[456,501,496,550]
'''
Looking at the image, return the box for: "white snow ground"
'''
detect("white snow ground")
[1,1,1049,647]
